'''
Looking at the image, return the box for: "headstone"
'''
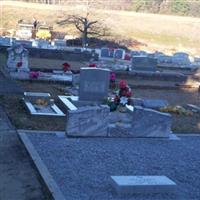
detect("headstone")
[0,37,12,46]
[6,44,29,72]
[54,39,66,47]
[66,105,110,137]
[108,106,171,138]
[79,68,110,101]
[15,40,32,48]
[132,56,157,71]
[172,52,190,66]
[114,49,125,59]
[100,48,110,58]
[158,55,172,64]
[38,39,50,49]
[131,50,140,57]
[111,176,176,195]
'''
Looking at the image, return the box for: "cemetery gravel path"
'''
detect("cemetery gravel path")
[0,106,50,199]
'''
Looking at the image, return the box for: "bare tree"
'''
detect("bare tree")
[57,0,109,48]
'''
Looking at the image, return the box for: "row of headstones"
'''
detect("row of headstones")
[132,50,200,68]
[101,47,200,68]
[0,36,67,49]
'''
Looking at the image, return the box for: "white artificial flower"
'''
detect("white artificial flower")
[120,96,128,105]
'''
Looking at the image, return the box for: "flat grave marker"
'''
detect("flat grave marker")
[111,176,176,195]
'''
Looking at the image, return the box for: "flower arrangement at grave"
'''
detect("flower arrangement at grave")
[62,62,71,72]
[107,79,132,112]
[29,71,39,79]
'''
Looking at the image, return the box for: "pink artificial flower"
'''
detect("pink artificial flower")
[110,72,116,82]
[29,71,39,79]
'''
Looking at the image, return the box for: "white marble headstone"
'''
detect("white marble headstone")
[6,44,29,72]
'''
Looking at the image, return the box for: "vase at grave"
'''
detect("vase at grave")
[6,44,30,72]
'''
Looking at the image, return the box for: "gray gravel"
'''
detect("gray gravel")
[27,132,200,200]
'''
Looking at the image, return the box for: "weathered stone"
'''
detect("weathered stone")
[109,106,171,138]
[66,105,110,137]
[79,68,110,102]
[111,176,176,195]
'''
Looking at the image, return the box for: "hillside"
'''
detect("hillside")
[1,1,200,55]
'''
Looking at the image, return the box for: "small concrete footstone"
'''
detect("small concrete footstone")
[111,176,176,195]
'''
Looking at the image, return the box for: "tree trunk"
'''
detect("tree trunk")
[82,28,88,48]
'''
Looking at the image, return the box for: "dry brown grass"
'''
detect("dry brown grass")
[1,1,200,54]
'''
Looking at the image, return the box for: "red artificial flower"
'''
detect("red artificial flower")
[124,53,131,60]
[17,62,23,68]
[62,62,70,72]
[119,80,127,89]
[89,63,96,68]
[125,91,132,97]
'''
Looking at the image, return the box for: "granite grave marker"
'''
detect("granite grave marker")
[79,68,110,101]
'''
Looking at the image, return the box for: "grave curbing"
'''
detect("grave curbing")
[18,131,66,200]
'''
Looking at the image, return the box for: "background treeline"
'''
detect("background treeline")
[8,0,200,17]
